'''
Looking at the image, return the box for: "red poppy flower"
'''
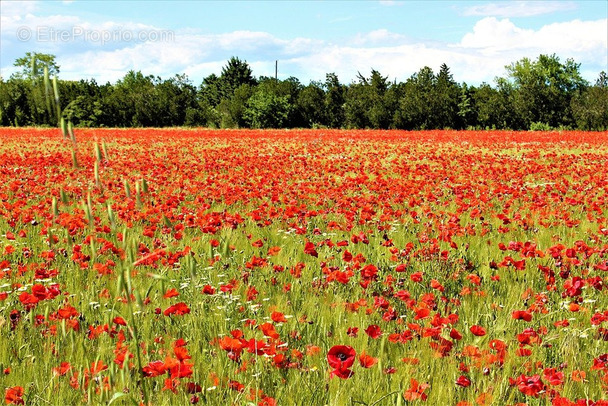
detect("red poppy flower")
[347,327,359,337]
[591,353,608,371]
[267,246,281,256]
[450,328,463,340]
[185,382,202,394]
[143,360,166,377]
[163,302,190,316]
[163,288,179,298]
[5,386,24,405]
[410,272,423,282]
[219,336,244,353]
[304,241,318,257]
[327,345,356,369]
[330,367,354,379]
[455,375,471,387]
[403,378,429,401]
[512,310,532,322]
[511,374,545,397]
[259,322,280,339]
[358,351,378,368]
[364,324,382,339]
[543,368,564,386]
[52,362,72,376]
[259,396,276,406]
[414,307,431,320]
[271,311,287,323]
[470,325,486,336]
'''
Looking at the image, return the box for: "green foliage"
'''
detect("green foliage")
[570,72,608,131]
[529,121,553,131]
[1,52,605,130]
[112,71,158,127]
[503,54,588,129]
[457,83,475,128]
[12,52,60,80]
[220,56,257,97]
[218,83,254,128]
[244,85,292,128]
[324,73,345,128]
[433,63,461,129]
[199,73,223,107]
[393,66,435,130]
[471,83,512,130]
[0,77,31,126]
[344,70,394,129]
[295,82,326,127]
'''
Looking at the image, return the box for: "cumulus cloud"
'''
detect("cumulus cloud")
[351,29,411,46]
[1,1,606,85]
[461,1,577,17]
[0,0,37,19]
[459,17,607,65]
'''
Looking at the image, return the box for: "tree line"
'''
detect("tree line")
[1,52,607,130]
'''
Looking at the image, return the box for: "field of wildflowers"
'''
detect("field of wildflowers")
[1,128,607,405]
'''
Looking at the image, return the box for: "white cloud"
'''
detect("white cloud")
[1,1,174,51]
[461,1,577,17]
[351,29,410,46]
[288,17,607,84]
[0,1,37,19]
[1,2,606,85]
[459,17,608,66]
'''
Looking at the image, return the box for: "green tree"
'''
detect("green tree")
[1,52,604,130]
[199,73,223,107]
[393,66,435,130]
[0,77,31,126]
[12,52,60,80]
[295,82,326,127]
[197,57,258,127]
[502,54,588,129]
[471,83,512,129]
[457,83,475,128]
[60,79,109,127]
[244,87,291,128]
[245,77,302,128]
[344,81,368,128]
[571,72,608,130]
[324,73,345,128]
[219,57,257,99]
[155,74,198,126]
[217,83,254,128]
[196,74,223,127]
[433,63,461,129]
[344,69,393,128]
[62,95,97,127]
[8,53,62,125]
[367,70,393,129]
[109,71,158,126]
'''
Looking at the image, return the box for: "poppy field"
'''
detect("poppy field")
[1,128,608,406]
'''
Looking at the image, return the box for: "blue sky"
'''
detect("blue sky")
[1,1,606,85]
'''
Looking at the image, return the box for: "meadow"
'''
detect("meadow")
[1,128,607,405]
